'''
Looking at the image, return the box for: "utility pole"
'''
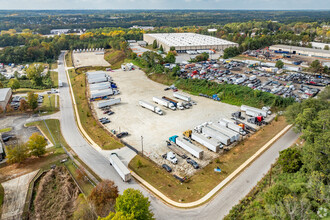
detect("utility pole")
[141,136,144,157]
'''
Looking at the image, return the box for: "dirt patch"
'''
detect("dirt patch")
[73,52,110,68]
[30,167,80,220]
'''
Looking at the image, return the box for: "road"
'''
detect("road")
[57,51,300,219]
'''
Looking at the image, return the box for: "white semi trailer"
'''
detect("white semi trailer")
[220,118,246,135]
[97,98,121,108]
[139,100,163,115]
[88,76,109,84]
[90,89,113,99]
[152,97,176,110]
[191,132,221,152]
[109,153,131,182]
[173,92,191,102]
[209,124,240,142]
[241,105,268,117]
[245,109,261,117]
[201,126,230,146]
[173,136,204,159]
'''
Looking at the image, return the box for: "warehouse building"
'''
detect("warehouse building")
[269,45,330,58]
[0,88,12,110]
[143,33,238,53]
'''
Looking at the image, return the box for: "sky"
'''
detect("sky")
[0,0,329,10]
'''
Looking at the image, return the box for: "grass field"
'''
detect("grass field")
[14,88,48,94]
[26,119,68,149]
[129,116,288,203]
[38,94,59,115]
[0,128,12,133]
[68,68,123,150]
[50,71,58,87]
[65,51,73,67]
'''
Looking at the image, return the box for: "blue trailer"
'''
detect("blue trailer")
[162,96,178,107]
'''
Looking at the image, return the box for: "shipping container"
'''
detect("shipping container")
[173,92,191,102]
[90,89,113,99]
[169,136,203,159]
[208,124,239,142]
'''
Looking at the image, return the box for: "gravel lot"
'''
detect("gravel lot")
[73,52,110,68]
[91,69,240,173]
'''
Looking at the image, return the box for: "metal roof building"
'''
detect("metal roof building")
[269,45,330,58]
[143,33,238,53]
[0,88,12,110]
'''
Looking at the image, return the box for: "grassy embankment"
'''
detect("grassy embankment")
[129,116,288,203]
[68,68,123,150]
[26,119,95,195]
[38,94,59,115]
[65,51,73,67]
[50,71,58,87]
[104,49,126,69]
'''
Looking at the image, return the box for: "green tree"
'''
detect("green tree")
[27,132,47,157]
[324,45,329,50]
[310,60,321,73]
[278,148,302,173]
[0,82,3,88]
[159,45,164,52]
[114,189,154,220]
[5,144,29,164]
[7,78,20,91]
[170,46,175,51]
[88,180,119,217]
[275,60,284,69]
[26,64,44,86]
[152,40,157,49]
[165,51,176,63]
[27,92,38,110]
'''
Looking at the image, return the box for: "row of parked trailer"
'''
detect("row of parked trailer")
[87,71,120,101]
[139,92,194,114]
[167,116,247,162]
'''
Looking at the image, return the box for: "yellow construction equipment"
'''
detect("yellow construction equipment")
[183,130,192,138]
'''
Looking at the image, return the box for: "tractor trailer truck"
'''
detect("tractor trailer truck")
[97,98,121,108]
[169,135,203,159]
[153,97,176,110]
[241,105,268,117]
[139,100,163,115]
[191,132,221,152]
[220,118,246,135]
[162,96,184,110]
[173,92,191,102]
[109,153,131,182]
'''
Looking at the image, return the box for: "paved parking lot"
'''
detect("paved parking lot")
[92,69,240,171]
[73,52,110,68]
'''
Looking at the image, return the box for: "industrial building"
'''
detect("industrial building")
[143,33,238,53]
[269,45,330,59]
[0,88,12,110]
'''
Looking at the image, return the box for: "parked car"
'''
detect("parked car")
[2,134,13,142]
[116,132,128,138]
[162,164,172,172]
[107,111,114,115]
[187,158,199,169]
[164,87,171,91]
[101,119,110,124]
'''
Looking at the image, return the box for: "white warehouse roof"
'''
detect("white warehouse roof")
[145,33,237,47]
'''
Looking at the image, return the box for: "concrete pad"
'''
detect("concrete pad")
[1,170,39,220]
[73,52,110,68]
[92,69,240,159]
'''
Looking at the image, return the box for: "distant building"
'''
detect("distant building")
[50,29,71,35]
[137,41,147,47]
[0,88,12,110]
[143,33,238,53]
[310,42,330,50]
[208,29,217,32]
[269,45,330,59]
[130,26,154,31]
[0,141,5,161]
